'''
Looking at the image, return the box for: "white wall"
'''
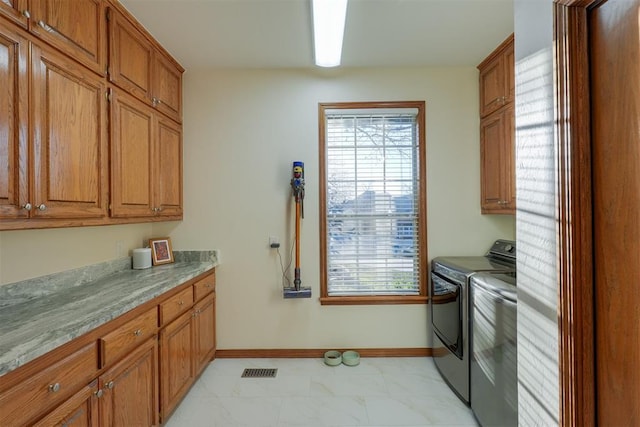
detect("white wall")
[0,223,153,285]
[153,67,515,350]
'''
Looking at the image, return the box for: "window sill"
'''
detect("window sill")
[320,295,428,306]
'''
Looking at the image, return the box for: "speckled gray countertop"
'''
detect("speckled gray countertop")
[0,250,219,377]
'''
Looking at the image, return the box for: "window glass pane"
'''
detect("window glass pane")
[323,105,423,297]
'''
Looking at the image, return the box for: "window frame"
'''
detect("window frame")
[318,101,428,305]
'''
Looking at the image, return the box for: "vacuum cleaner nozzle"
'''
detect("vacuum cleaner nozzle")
[283,287,312,298]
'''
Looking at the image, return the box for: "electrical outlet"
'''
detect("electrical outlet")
[116,240,124,257]
[269,236,280,248]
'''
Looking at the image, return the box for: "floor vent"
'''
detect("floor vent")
[241,368,277,378]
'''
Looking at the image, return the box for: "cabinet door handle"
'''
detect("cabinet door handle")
[95,389,103,398]
[38,20,53,32]
[48,383,61,393]
[22,10,30,18]
[106,381,114,389]
[22,203,32,211]
[133,329,142,336]
[36,203,46,211]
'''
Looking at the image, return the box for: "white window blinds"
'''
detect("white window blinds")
[324,109,421,296]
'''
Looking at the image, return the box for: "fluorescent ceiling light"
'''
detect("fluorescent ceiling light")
[312,0,348,67]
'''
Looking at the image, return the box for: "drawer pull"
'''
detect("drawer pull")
[106,381,114,389]
[178,301,184,306]
[48,383,61,393]
[133,329,142,336]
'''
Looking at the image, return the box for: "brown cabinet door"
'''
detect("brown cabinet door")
[155,115,183,217]
[504,44,515,105]
[193,293,216,377]
[110,89,154,217]
[29,0,106,75]
[108,8,153,102]
[479,54,506,117]
[100,337,158,427]
[159,310,193,420]
[152,52,183,122]
[0,21,29,219]
[480,106,514,214]
[32,380,100,427]
[478,35,514,118]
[0,342,98,427]
[0,0,28,28]
[30,43,108,219]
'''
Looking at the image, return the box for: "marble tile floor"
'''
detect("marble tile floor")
[165,357,478,427]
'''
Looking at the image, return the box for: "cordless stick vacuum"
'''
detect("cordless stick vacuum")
[284,161,312,298]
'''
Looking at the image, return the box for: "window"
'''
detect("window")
[319,101,427,305]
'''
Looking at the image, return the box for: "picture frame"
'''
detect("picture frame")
[149,237,174,266]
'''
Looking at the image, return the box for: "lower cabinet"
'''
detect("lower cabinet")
[99,337,159,427]
[32,338,159,427]
[160,309,193,418]
[193,293,216,378]
[159,291,216,422]
[0,270,215,427]
[32,380,100,427]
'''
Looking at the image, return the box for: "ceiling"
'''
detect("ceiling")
[119,0,514,70]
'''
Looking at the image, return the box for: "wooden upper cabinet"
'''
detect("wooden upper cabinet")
[478,34,514,118]
[108,7,183,123]
[480,104,515,214]
[29,0,107,76]
[153,51,183,121]
[31,43,108,219]
[107,8,152,101]
[0,0,29,28]
[0,22,29,220]
[110,89,154,218]
[0,26,108,224]
[478,34,515,215]
[156,116,183,216]
[110,89,183,218]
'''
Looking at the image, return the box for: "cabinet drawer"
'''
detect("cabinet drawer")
[100,307,157,367]
[193,272,215,301]
[0,342,98,427]
[159,286,193,326]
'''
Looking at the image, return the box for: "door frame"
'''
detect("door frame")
[554,1,601,426]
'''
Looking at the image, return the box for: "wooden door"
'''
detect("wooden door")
[155,116,183,217]
[108,9,153,102]
[159,310,193,420]
[100,337,158,427]
[32,380,99,427]
[110,89,154,217]
[31,43,108,219]
[152,52,183,122]
[29,0,106,75]
[0,21,28,219]
[590,0,640,424]
[0,0,28,28]
[193,293,216,377]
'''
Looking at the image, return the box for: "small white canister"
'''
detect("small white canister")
[132,248,152,269]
